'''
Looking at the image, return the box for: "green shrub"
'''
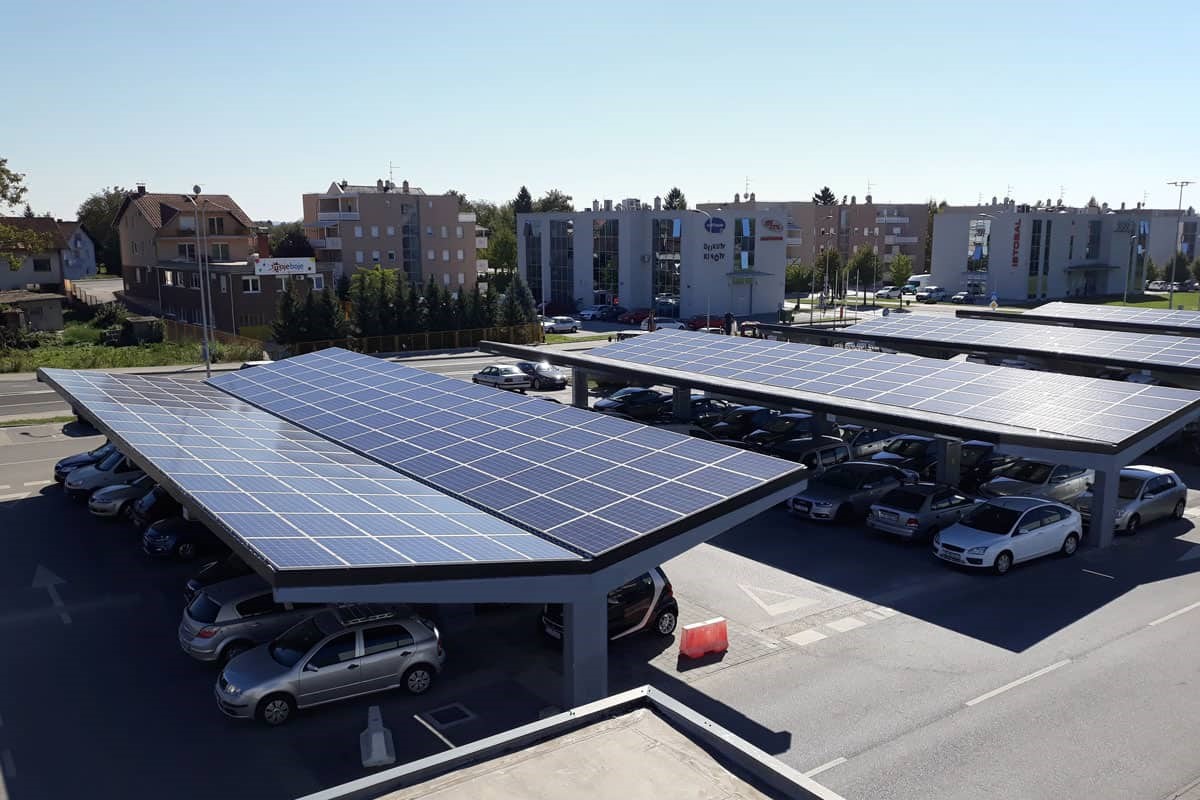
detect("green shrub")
[61,324,103,345]
[91,303,128,329]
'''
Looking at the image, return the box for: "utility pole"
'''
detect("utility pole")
[1167,179,1195,310]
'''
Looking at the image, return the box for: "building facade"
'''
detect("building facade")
[302,179,486,290]
[517,196,787,317]
[930,201,1200,303]
[779,196,931,272]
[0,217,96,291]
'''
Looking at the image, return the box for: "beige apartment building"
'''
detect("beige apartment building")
[302,179,487,290]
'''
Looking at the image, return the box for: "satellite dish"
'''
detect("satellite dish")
[192,184,201,195]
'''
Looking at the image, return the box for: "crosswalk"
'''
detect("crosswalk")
[786,606,899,648]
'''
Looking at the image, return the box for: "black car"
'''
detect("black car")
[142,516,229,561]
[870,435,938,479]
[594,387,669,420]
[958,440,1020,493]
[53,441,115,483]
[708,406,777,440]
[598,305,628,321]
[514,360,569,390]
[130,485,182,530]
[653,396,734,427]
[744,412,833,447]
[541,567,678,642]
[184,553,255,603]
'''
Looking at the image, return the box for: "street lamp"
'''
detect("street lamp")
[1124,233,1139,305]
[186,186,213,378]
[1167,179,1194,310]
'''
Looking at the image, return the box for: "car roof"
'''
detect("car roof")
[1122,465,1175,479]
[887,482,952,496]
[202,573,272,604]
[771,434,846,451]
[891,434,934,442]
[983,496,1059,511]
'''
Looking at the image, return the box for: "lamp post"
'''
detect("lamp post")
[1167,179,1194,310]
[689,208,714,324]
[186,187,212,378]
[1124,233,1139,305]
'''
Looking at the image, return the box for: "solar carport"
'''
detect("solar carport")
[482,329,1200,549]
[958,301,1200,338]
[38,349,806,708]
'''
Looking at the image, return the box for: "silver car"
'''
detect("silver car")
[63,451,145,500]
[88,474,154,519]
[867,483,977,541]
[471,364,531,391]
[979,460,1094,505]
[214,604,445,726]
[179,574,323,664]
[1077,465,1188,534]
[788,461,916,523]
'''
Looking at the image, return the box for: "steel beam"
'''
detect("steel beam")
[562,593,608,708]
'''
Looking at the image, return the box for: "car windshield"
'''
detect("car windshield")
[749,409,778,428]
[97,451,123,471]
[186,593,222,624]
[878,489,926,512]
[816,466,867,490]
[997,461,1052,483]
[885,439,927,457]
[131,474,153,488]
[269,617,327,668]
[960,503,1020,534]
[960,445,989,467]
[89,442,114,458]
[609,387,648,400]
[763,415,807,434]
[1118,476,1146,500]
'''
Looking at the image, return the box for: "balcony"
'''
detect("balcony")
[475,259,489,272]
[324,237,342,249]
[475,236,488,249]
[876,216,910,224]
[458,212,477,224]
[318,211,360,222]
[884,235,919,245]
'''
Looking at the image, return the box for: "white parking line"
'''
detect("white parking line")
[1148,600,1200,627]
[803,757,847,777]
[786,629,827,647]
[1081,569,1115,580]
[965,660,1071,707]
[414,714,454,748]
[0,493,28,503]
[22,481,50,488]
[826,616,866,633]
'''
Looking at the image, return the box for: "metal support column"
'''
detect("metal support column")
[934,436,962,486]
[562,593,608,709]
[1087,462,1120,549]
[571,368,589,409]
[810,412,834,436]
[672,386,691,421]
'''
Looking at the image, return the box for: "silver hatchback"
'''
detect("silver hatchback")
[179,574,323,664]
[1077,465,1188,534]
[867,483,977,542]
[214,604,445,726]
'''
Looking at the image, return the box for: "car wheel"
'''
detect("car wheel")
[1126,514,1140,535]
[1060,532,1079,557]
[121,502,134,520]
[570,327,577,333]
[533,378,543,391]
[221,641,251,665]
[923,526,939,545]
[402,664,435,695]
[1173,500,1186,520]
[993,550,1014,575]
[653,608,678,636]
[256,693,295,727]
[176,542,197,561]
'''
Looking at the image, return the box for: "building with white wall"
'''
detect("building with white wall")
[517,197,788,318]
[930,201,1199,303]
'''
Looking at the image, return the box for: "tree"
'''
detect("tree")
[889,254,914,287]
[22,203,34,218]
[846,246,876,294]
[481,283,499,327]
[663,187,687,210]
[445,189,471,211]
[486,226,517,279]
[1165,251,1192,284]
[272,282,307,344]
[0,158,55,270]
[514,186,533,214]
[814,249,841,293]
[0,158,30,207]
[77,186,126,274]
[533,189,574,213]
[423,277,448,331]
[464,284,484,329]
[316,286,349,339]
[335,273,351,301]
[268,221,314,257]
[1189,259,1200,288]
[1144,256,1161,284]
[785,261,811,293]
[813,186,837,205]
[498,272,536,327]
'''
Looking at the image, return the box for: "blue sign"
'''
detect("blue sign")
[704,217,726,234]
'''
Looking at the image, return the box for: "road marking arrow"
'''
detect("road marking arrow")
[32,565,70,624]
[738,584,818,616]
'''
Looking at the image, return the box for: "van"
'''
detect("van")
[902,274,935,294]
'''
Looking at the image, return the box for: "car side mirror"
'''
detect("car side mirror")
[304,663,320,672]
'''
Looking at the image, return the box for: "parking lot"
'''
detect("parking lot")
[3,409,1200,800]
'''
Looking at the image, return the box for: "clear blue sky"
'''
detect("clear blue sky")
[7,0,1198,222]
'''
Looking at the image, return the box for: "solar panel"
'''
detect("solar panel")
[1024,302,1200,332]
[209,349,804,557]
[578,329,1200,447]
[40,369,581,573]
[839,314,1200,371]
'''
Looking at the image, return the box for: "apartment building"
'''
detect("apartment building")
[929,200,1200,302]
[118,185,333,333]
[0,216,96,291]
[777,196,930,270]
[302,179,487,290]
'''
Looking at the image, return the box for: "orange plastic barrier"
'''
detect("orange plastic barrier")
[679,617,729,659]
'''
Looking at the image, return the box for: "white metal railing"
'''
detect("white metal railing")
[318,211,360,222]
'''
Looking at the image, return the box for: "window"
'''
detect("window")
[651,218,681,298]
[1042,219,1053,277]
[443,273,451,285]
[32,258,51,272]
[427,249,435,261]
[457,272,465,285]
[210,243,230,260]
[355,251,364,264]
[310,275,325,291]
[177,243,196,261]
[276,275,288,292]
[354,225,363,238]
[456,249,464,261]
[440,225,448,239]
[207,217,225,235]
[163,270,174,286]
[371,250,380,262]
[241,276,261,293]
[426,226,433,236]
[387,250,396,262]
[1068,234,1075,260]
[370,225,379,237]
[235,593,279,617]
[386,225,395,236]
[307,633,357,668]
[550,219,574,306]
[219,274,228,294]
[966,219,991,272]
[455,225,463,239]
[733,217,755,269]
[1028,220,1042,278]
[442,249,450,261]
[592,219,619,300]
[1085,221,1101,260]
[178,216,195,232]
[189,271,201,289]
[135,267,143,284]
[362,624,414,656]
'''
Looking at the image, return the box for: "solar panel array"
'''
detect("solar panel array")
[41,369,580,571]
[583,329,1200,446]
[1027,302,1200,331]
[210,349,802,557]
[841,314,1200,370]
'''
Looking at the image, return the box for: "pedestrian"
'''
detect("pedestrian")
[723,311,734,335]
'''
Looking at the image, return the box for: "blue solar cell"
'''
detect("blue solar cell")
[595,499,681,530]
[463,481,537,510]
[547,480,625,510]
[507,497,580,529]
[627,452,704,480]
[442,535,529,561]
[548,515,631,553]
[432,467,495,493]
[251,537,346,568]
[590,467,663,494]
[255,493,330,513]
[381,536,473,563]
[192,492,268,513]
[638,483,722,514]
[321,537,409,565]
[174,474,241,493]
[216,512,307,538]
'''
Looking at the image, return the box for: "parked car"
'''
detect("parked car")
[762,436,852,484]
[130,484,181,530]
[838,425,899,458]
[578,305,609,320]
[180,574,323,664]
[900,285,917,295]
[933,497,1082,575]
[594,387,669,420]
[1076,466,1187,534]
[514,360,569,390]
[680,396,735,427]
[1148,280,1167,291]
[875,285,903,299]
[580,305,625,321]
[87,473,155,519]
[64,452,145,501]
[950,291,974,304]
[868,483,977,542]
[708,406,777,440]
[788,461,917,523]
[541,316,579,334]
[54,440,116,483]
[214,604,445,726]
[979,460,1094,504]
[472,364,531,391]
[686,314,727,331]
[143,516,229,561]
[870,435,938,479]
[744,412,827,447]
[185,553,255,604]
[617,308,652,325]
[958,441,1020,493]
[915,286,948,303]
[641,316,688,330]
[542,567,677,642]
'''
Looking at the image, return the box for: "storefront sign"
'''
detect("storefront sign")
[704,217,726,234]
[760,218,784,240]
[255,257,316,276]
[703,242,727,262]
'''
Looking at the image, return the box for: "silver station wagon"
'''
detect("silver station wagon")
[1077,465,1188,534]
[179,574,323,664]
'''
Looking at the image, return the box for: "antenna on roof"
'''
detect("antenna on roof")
[389,161,400,183]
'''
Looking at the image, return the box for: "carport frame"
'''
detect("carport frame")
[955,307,1200,338]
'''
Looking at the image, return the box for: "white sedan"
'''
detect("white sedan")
[542,316,579,333]
[471,365,531,391]
[875,285,902,299]
[640,317,688,331]
[933,496,1081,575]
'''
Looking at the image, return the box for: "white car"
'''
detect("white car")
[471,364,531,391]
[640,317,688,331]
[64,451,145,501]
[875,285,902,299]
[915,286,947,303]
[933,496,1082,575]
[88,474,155,519]
[578,306,611,320]
[542,316,579,333]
